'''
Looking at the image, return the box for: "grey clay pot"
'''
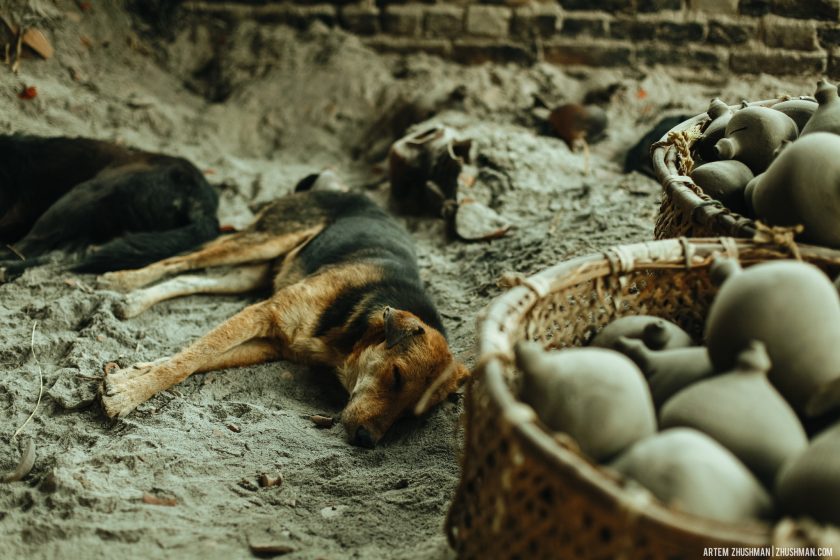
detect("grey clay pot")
[800,80,840,136]
[715,106,798,174]
[776,421,840,525]
[590,315,693,352]
[515,341,656,462]
[611,428,773,523]
[660,341,808,486]
[705,258,840,418]
[750,132,840,248]
[614,337,715,410]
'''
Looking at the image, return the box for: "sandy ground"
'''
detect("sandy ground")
[0,1,821,558]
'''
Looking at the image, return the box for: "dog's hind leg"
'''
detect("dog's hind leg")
[117,263,272,319]
[102,300,277,418]
[99,225,323,292]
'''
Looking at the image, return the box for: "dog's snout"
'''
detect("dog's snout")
[353,426,375,449]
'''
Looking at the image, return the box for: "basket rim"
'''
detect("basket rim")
[652,96,816,239]
[477,237,840,546]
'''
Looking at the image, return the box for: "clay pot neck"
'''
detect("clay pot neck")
[708,98,730,119]
[710,255,743,286]
[733,341,771,375]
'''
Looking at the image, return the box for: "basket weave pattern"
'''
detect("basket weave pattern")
[447,238,840,560]
[652,98,813,240]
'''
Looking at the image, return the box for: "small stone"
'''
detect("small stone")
[320,504,348,519]
[258,473,284,488]
[454,199,511,241]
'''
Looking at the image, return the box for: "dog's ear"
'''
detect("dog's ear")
[414,360,472,415]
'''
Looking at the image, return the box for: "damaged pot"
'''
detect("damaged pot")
[388,125,471,217]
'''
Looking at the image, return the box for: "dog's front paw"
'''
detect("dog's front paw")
[115,291,153,320]
[101,358,170,418]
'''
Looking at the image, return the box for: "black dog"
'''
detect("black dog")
[0,135,219,280]
[624,115,693,178]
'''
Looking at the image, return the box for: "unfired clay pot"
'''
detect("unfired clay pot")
[800,80,840,136]
[715,106,798,174]
[750,132,840,247]
[611,428,773,523]
[614,337,715,409]
[705,258,840,418]
[776,421,840,525]
[590,315,693,352]
[695,98,735,163]
[690,160,754,214]
[660,341,808,485]
[773,97,818,133]
[515,341,656,462]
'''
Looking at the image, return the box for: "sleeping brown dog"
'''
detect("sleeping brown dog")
[98,189,469,447]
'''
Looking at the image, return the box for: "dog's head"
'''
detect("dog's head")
[339,306,470,447]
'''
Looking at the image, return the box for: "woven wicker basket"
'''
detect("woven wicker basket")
[446,237,840,560]
[652,97,814,240]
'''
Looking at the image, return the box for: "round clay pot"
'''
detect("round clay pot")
[715,106,799,174]
[705,258,840,418]
[801,80,840,136]
[614,337,715,409]
[776,421,840,525]
[750,132,840,247]
[660,341,808,486]
[515,341,656,462]
[773,97,818,133]
[690,160,754,215]
[695,98,735,163]
[590,315,693,352]
[743,172,762,217]
[611,428,773,523]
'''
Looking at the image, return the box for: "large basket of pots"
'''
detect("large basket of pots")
[446,237,840,559]
[653,80,840,244]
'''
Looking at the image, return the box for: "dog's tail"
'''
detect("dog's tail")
[72,217,219,273]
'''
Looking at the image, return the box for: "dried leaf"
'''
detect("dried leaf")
[22,28,53,59]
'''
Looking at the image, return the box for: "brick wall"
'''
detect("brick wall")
[184,0,840,77]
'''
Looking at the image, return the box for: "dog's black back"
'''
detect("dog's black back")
[0,135,219,279]
[624,115,693,178]
[260,191,446,350]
